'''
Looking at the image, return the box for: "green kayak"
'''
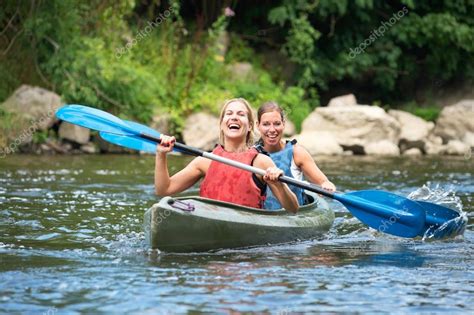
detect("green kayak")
[144,191,335,252]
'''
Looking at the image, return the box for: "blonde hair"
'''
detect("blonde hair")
[218,98,255,147]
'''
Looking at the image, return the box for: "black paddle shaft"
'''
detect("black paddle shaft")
[140,132,335,199]
[140,133,203,156]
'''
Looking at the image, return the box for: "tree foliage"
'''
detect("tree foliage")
[267,0,474,101]
[1,0,312,131]
[0,0,472,134]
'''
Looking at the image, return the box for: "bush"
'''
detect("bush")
[29,1,310,134]
[399,102,441,122]
[6,0,466,137]
[267,0,474,102]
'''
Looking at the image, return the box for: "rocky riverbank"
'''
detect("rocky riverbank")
[1,86,473,157]
[292,94,473,156]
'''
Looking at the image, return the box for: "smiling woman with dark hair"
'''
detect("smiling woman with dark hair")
[256,101,336,210]
[154,98,299,213]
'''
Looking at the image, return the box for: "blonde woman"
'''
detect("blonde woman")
[155,98,299,213]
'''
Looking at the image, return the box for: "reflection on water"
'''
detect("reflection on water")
[0,154,472,313]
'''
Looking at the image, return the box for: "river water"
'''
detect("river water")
[0,154,472,313]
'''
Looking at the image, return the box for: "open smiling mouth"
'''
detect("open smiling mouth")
[228,124,241,130]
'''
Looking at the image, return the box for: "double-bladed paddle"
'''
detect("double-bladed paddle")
[56,104,466,239]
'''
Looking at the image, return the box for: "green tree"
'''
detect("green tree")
[267,0,474,102]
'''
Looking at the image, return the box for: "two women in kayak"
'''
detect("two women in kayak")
[155,98,300,213]
[155,98,334,212]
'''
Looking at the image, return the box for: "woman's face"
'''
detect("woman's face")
[257,111,285,146]
[220,101,250,142]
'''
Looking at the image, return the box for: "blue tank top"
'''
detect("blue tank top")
[256,140,306,210]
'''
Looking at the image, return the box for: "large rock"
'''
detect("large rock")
[427,134,443,146]
[2,85,62,131]
[388,109,434,152]
[423,134,444,155]
[293,131,343,155]
[445,140,470,155]
[58,122,90,144]
[434,99,474,144]
[327,94,357,107]
[1,85,63,150]
[364,140,400,156]
[150,112,172,136]
[403,148,422,156]
[462,131,474,148]
[80,142,97,154]
[283,119,296,137]
[301,104,400,153]
[182,113,220,151]
[425,142,447,155]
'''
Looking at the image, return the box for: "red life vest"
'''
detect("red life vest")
[200,145,265,208]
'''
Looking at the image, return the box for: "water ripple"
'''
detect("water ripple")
[0,155,472,313]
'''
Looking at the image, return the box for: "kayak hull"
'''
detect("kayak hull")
[144,192,334,252]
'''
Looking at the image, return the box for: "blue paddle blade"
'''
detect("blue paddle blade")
[123,120,161,137]
[100,132,158,153]
[99,120,161,154]
[56,105,135,135]
[100,120,185,154]
[416,200,467,238]
[56,105,179,154]
[336,190,425,238]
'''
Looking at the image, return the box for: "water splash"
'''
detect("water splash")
[408,183,468,240]
[103,231,149,259]
[408,183,464,212]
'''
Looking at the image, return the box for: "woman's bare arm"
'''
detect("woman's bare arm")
[154,153,207,196]
[293,145,336,191]
[154,135,209,196]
